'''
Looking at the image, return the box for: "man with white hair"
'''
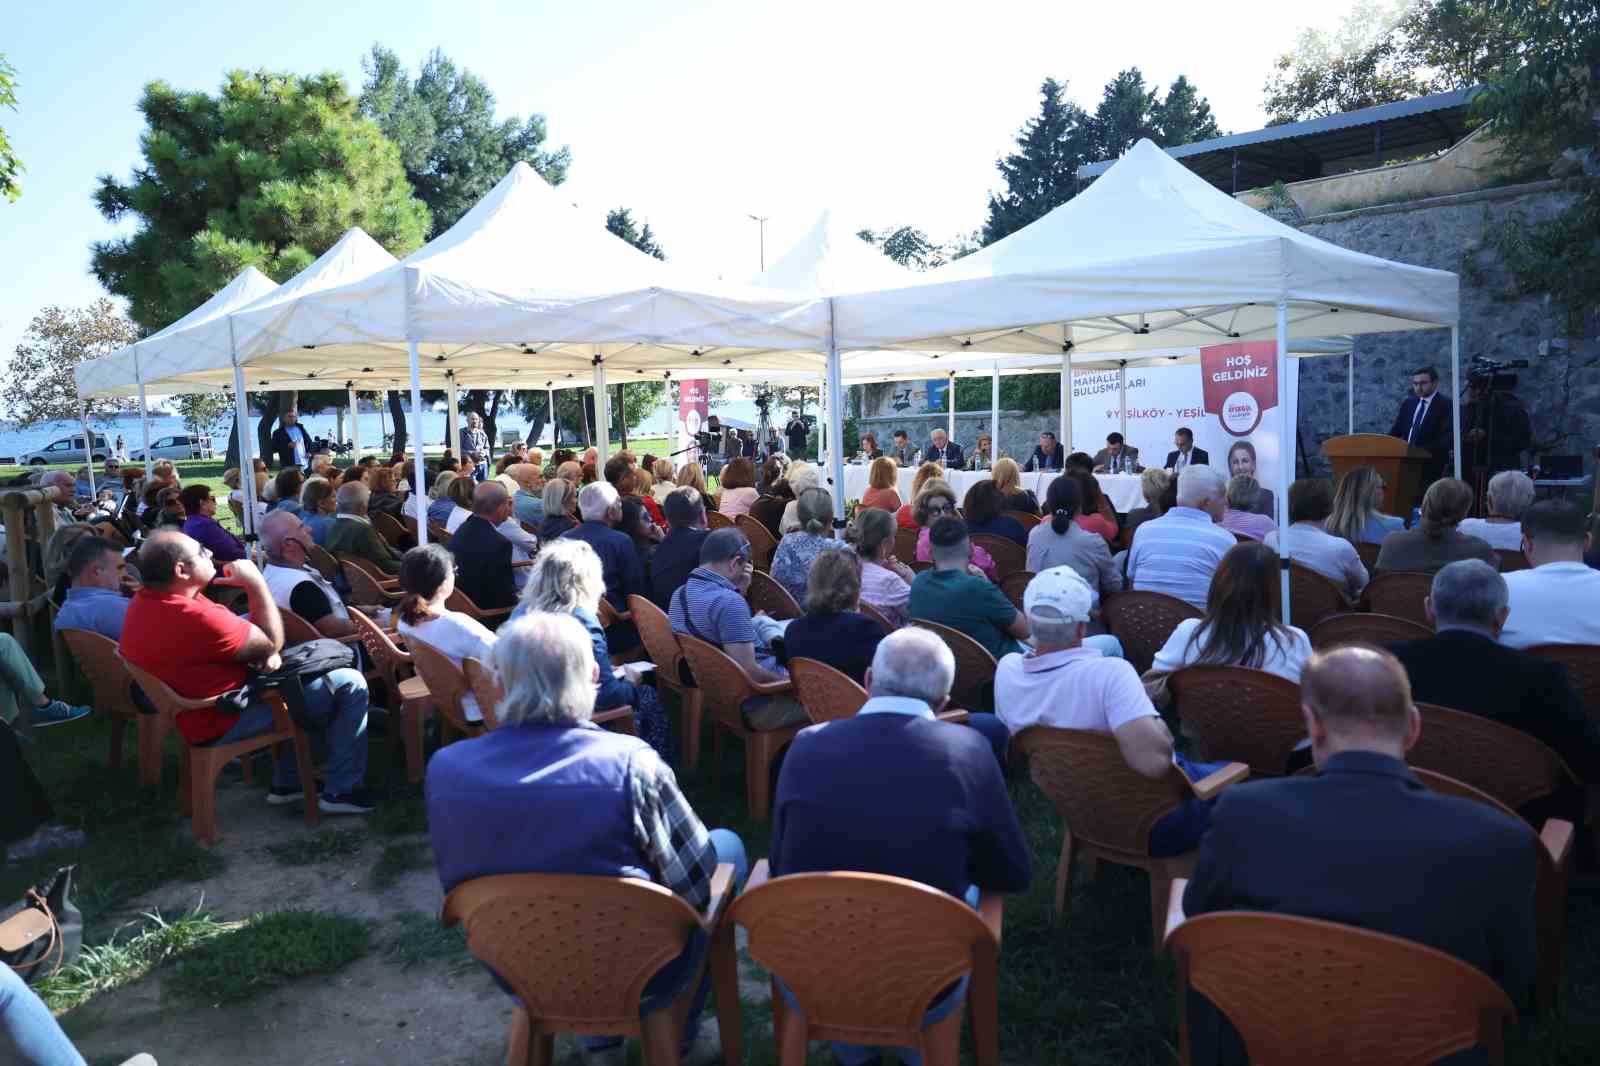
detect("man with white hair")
[261,510,365,639]
[506,462,545,528]
[426,611,746,1055]
[923,426,963,468]
[447,481,519,611]
[562,480,646,622]
[40,470,82,528]
[323,480,402,575]
[770,627,1030,1061]
[1126,464,1236,609]
[1459,469,1536,551]
[995,568,1220,853]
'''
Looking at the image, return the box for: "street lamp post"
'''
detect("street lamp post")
[747,214,769,272]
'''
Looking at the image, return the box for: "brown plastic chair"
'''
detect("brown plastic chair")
[61,628,162,784]
[998,571,1034,615]
[970,534,1025,581]
[118,654,319,845]
[907,559,933,574]
[736,514,779,573]
[857,601,895,633]
[407,635,497,738]
[628,595,705,767]
[1412,767,1573,1012]
[1309,611,1432,650]
[1168,666,1304,776]
[348,608,431,783]
[1525,643,1600,724]
[745,569,802,621]
[1102,591,1204,675]
[894,527,920,564]
[676,634,803,821]
[306,543,340,584]
[1232,531,1254,545]
[340,560,401,606]
[278,609,325,646]
[705,510,734,531]
[338,550,400,588]
[1012,511,1042,531]
[1356,541,1382,571]
[1165,906,1514,1066]
[789,657,868,723]
[1362,571,1433,628]
[597,597,645,661]
[910,619,999,713]
[463,653,634,737]
[372,511,407,549]
[727,862,1004,1066]
[402,513,421,540]
[1409,702,1575,811]
[1012,726,1247,952]
[1287,563,1352,631]
[445,587,514,630]
[442,865,740,1066]
[1497,548,1530,573]
[428,522,453,545]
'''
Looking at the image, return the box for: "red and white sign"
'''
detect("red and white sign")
[675,379,709,458]
[1200,341,1278,437]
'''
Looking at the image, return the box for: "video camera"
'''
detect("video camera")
[1467,356,1529,391]
[753,391,773,413]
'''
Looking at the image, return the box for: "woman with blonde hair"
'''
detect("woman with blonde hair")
[965,433,994,471]
[847,505,916,627]
[1324,466,1404,547]
[367,465,405,518]
[912,479,998,581]
[512,538,669,754]
[895,460,947,530]
[676,461,708,497]
[537,477,578,540]
[771,486,841,606]
[859,456,903,513]
[650,459,676,504]
[1374,478,1496,573]
[990,456,1038,515]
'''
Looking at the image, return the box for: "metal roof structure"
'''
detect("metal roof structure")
[1076,87,1481,194]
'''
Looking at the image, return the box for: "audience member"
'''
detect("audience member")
[505,463,544,527]
[1387,559,1600,784]
[443,474,476,533]
[771,487,842,608]
[1375,478,1495,573]
[781,548,885,684]
[995,568,1214,853]
[650,487,711,610]
[990,456,1039,515]
[778,462,822,535]
[1070,471,1118,543]
[910,517,1029,659]
[299,476,337,545]
[1459,470,1536,552]
[770,627,1029,1063]
[908,479,995,580]
[675,461,709,499]
[859,456,903,513]
[537,477,578,541]
[1064,451,1094,476]
[605,454,666,529]
[1265,478,1368,599]
[563,482,648,629]
[179,483,246,563]
[556,459,583,487]
[895,460,948,529]
[1500,500,1600,647]
[1183,645,1536,1064]
[447,481,520,611]
[962,480,1027,546]
[748,458,794,537]
[366,466,405,519]
[650,459,677,504]
[144,483,185,529]
[1127,465,1236,609]
[1324,466,1403,547]
[1124,468,1172,542]
[754,453,788,497]
[717,457,761,518]
[847,506,915,628]
[399,543,496,725]
[260,511,362,639]
[425,611,746,1055]
[122,531,372,812]
[324,481,403,575]
[1219,475,1276,541]
[425,470,459,527]
[1026,475,1120,622]
[54,536,133,640]
[270,467,305,515]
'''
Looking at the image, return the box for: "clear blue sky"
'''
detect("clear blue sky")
[0,0,1367,373]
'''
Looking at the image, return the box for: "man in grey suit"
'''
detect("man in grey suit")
[1091,432,1140,475]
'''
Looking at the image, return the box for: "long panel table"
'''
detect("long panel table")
[839,465,1145,514]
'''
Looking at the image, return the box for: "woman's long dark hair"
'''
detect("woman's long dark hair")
[962,480,1004,527]
[397,543,454,627]
[1045,475,1083,535]
[1185,542,1293,669]
[1071,471,1104,516]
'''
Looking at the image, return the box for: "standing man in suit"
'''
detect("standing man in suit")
[1184,645,1536,1063]
[923,427,964,468]
[1022,431,1064,472]
[1388,365,1453,485]
[1092,432,1140,475]
[1163,427,1209,473]
[270,409,314,471]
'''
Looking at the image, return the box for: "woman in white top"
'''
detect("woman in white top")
[1148,540,1313,687]
[1457,469,1534,552]
[395,543,496,723]
[845,506,914,628]
[1264,478,1368,599]
[443,471,475,534]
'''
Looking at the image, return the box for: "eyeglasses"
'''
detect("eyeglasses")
[924,502,954,515]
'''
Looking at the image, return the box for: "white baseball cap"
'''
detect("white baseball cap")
[1022,566,1094,624]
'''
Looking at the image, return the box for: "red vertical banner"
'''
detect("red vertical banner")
[676,379,709,458]
[1200,340,1278,437]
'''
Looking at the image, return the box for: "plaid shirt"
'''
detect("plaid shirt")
[628,747,717,912]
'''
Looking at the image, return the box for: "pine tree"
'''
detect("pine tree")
[1154,75,1222,146]
[605,207,667,260]
[981,79,1094,245]
[1090,68,1162,158]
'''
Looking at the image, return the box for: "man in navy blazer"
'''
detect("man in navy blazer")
[1162,427,1210,472]
[1183,645,1536,1065]
[446,481,519,611]
[1388,365,1454,482]
[922,427,964,469]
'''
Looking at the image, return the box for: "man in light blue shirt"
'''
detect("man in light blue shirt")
[53,536,132,640]
[1126,465,1237,610]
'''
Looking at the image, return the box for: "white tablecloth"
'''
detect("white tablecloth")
[839,466,1144,514]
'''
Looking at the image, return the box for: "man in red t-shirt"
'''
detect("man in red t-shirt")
[122,531,374,814]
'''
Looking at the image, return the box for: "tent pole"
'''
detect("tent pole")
[1449,326,1462,479]
[232,365,258,545]
[348,385,360,457]
[593,355,609,460]
[80,405,96,496]
[818,377,828,467]
[1118,361,1128,438]
[1347,350,1355,435]
[408,342,428,547]
[548,385,558,450]
[137,383,152,466]
[947,371,956,444]
[825,300,846,521]
[990,362,999,460]
[1276,300,1292,627]
[446,374,461,460]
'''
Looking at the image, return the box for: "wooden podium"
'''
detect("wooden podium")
[1322,434,1433,517]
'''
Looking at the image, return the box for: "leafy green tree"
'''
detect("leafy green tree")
[953,374,1063,417]
[982,78,1095,244]
[605,207,666,260]
[1154,75,1222,146]
[359,45,570,237]
[857,226,944,270]
[0,55,21,202]
[2,300,138,425]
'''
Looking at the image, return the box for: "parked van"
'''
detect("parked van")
[19,433,110,465]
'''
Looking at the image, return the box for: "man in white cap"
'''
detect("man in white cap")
[993,567,1218,855]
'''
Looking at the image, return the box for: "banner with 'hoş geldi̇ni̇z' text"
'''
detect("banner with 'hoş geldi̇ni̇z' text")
[1199,340,1293,517]
[676,380,708,459]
